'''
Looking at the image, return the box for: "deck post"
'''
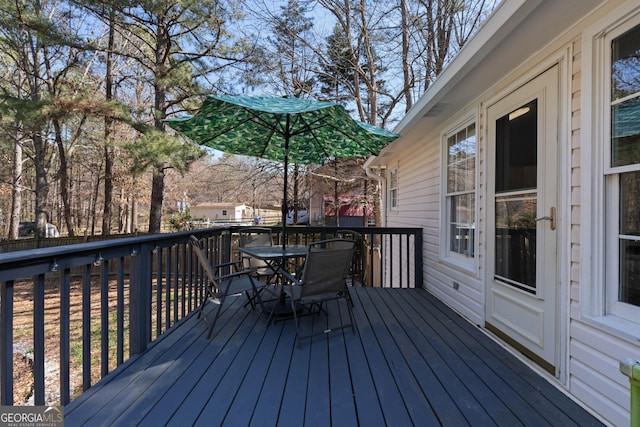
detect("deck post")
[620,357,640,427]
[414,229,423,288]
[0,280,13,405]
[130,243,152,355]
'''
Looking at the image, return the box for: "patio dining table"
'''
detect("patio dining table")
[239,244,308,266]
[239,244,308,321]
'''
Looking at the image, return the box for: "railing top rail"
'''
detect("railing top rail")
[0,226,422,281]
[0,228,228,266]
[229,225,423,234]
[0,226,422,266]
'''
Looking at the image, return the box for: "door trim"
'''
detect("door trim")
[483,63,563,376]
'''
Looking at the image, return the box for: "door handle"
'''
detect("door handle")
[536,207,556,230]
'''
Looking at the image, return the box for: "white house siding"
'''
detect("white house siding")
[570,322,634,426]
[385,113,485,324]
[570,3,640,426]
[383,135,435,290]
[376,1,640,424]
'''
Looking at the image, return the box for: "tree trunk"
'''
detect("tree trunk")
[118,187,126,233]
[29,22,49,239]
[131,196,138,232]
[333,180,340,227]
[363,178,368,227]
[90,166,102,235]
[147,20,171,234]
[102,8,115,235]
[102,141,113,235]
[53,119,75,236]
[33,133,49,238]
[358,0,377,124]
[401,0,413,112]
[9,139,23,240]
[149,169,164,232]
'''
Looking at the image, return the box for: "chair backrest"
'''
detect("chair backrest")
[335,230,362,282]
[298,239,355,299]
[335,229,362,241]
[238,227,274,271]
[189,236,219,292]
[238,227,274,247]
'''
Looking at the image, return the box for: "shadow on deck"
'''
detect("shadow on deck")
[64,287,603,426]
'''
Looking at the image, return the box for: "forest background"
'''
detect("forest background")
[0,0,497,239]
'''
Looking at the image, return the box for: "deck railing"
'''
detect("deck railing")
[0,226,422,407]
[246,226,423,289]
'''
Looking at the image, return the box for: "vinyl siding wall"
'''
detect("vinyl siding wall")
[385,109,485,325]
[569,3,640,426]
[383,2,640,425]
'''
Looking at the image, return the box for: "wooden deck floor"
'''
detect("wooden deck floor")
[64,287,603,426]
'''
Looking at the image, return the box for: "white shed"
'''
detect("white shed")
[189,203,252,223]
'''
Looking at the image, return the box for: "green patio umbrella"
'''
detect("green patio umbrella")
[165,95,399,247]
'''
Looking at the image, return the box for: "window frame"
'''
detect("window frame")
[389,167,398,212]
[584,7,640,329]
[603,19,640,321]
[441,117,478,267]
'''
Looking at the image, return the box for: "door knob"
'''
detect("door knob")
[536,207,556,230]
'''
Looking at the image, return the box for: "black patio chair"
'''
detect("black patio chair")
[189,235,267,339]
[280,239,356,345]
[335,229,362,305]
[238,227,278,283]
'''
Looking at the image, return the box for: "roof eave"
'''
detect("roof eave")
[373,0,605,167]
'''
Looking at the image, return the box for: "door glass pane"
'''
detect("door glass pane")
[495,193,537,292]
[494,100,538,294]
[495,100,538,193]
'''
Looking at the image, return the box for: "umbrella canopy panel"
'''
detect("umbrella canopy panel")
[165,95,398,165]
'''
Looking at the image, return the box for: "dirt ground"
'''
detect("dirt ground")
[13,353,33,404]
[11,275,128,405]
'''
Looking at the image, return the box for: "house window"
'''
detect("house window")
[606,22,640,320]
[222,210,227,216]
[389,168,398,211]
[445,122,476,260]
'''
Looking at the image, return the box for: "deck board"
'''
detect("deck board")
[387,290,498,426]
[401,290,527,425]
[64,287,604,427]
[359,288,442,426]
[376,289,475,426]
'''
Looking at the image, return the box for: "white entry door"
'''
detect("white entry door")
[485,65,559,375]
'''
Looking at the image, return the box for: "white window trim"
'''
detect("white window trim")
[389,167,398,212]
[581,4,640,333]
[440,116,478,271]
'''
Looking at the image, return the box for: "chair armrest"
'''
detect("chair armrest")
[278,268,301,286]
[212,260,244,274]
[216,268,259,282]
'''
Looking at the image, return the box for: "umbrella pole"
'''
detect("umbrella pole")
[282,117,290,250]
[282,154,288,250]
